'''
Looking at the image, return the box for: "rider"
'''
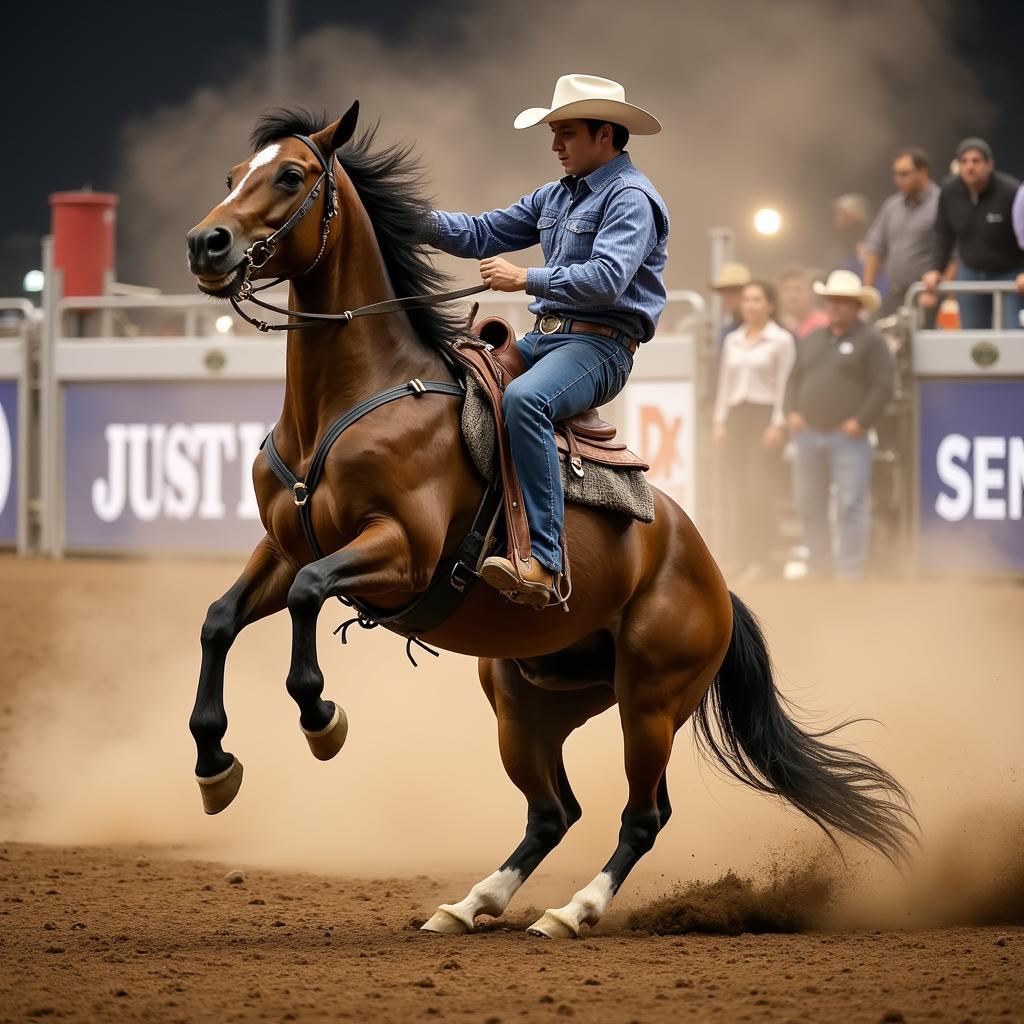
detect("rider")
[423,74,669,606]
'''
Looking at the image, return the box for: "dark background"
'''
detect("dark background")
[1,0,1020,295]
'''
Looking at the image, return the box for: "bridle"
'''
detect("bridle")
[229,133,486,333]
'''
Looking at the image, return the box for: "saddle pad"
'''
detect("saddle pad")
[460,375,655,524]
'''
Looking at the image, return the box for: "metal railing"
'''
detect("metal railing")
[904,279,1022,331]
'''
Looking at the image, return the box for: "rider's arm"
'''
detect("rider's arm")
[424,192,542,258]
[525,187,658,306]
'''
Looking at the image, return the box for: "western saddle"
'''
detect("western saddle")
[450,316,648,582]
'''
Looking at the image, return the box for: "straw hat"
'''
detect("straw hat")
[709,261,752,291]
[514,74,662,135]
[813,269,882,312]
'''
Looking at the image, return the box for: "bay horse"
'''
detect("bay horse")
[185,103,914,939]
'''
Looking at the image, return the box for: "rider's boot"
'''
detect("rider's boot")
[480,555,554,609]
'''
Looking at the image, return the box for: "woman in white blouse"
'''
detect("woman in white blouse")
[713,280,796,578]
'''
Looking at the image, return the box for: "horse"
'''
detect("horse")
[184,102,914,939]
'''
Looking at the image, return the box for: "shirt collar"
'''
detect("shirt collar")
[561,151,632,196]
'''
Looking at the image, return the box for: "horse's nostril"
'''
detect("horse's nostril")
[206,227,233,258]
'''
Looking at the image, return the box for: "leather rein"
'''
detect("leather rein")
[228,133,487,333]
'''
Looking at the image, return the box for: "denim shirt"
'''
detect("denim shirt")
[425,152,669,343]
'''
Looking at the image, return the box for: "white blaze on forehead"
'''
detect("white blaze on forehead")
[221,143,281,206]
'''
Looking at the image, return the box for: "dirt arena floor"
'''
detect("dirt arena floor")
[1,555,1022,1023]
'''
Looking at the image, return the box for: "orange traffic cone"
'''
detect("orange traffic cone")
[936,297,961,330]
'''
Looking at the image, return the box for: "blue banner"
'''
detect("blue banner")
[63,382,282,552]
[918,379,1024,572]
[0,379,17,545]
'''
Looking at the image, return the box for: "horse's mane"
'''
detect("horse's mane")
[251,107,462,349]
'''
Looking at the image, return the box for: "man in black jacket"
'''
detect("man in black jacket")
[922,137,1024,329]
[784,271,893,580]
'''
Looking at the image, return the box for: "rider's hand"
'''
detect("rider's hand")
[480,257,527,292]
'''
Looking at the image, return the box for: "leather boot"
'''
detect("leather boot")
[480,555,554,608]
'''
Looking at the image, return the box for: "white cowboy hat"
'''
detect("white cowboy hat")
[813,269,882,312]
[514,74,662,135]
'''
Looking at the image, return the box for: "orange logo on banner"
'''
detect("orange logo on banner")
[639,404,684,477]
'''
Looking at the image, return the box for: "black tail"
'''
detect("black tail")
[694,592,917,864]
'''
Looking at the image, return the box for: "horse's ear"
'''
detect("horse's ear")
[329,101,359,152]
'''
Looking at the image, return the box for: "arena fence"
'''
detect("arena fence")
[7,276,1021,576]
[904,280,1024,575]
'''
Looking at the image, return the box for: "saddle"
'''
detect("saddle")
[450,316,648,576]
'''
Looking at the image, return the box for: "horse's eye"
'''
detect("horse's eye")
[280,169,304,188]
[225,174,232,191]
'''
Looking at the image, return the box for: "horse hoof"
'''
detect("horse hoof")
[420,906,472,935]
[196,757,243,815]
[302,703,348,761]
[527,910,578,939]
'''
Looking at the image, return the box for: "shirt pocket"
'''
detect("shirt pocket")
[564,215,600,261]
[537,211,560,257]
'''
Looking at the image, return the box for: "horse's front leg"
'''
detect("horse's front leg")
[190,536,296,813]
[284,520,415,758]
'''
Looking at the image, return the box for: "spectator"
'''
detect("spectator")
[922,137,1024,329]
[777,266,829,339]
[713,280,795,581]
[862,147,941,323]
[784,270,893,581]
[831,193,886,290]
[1013,181,1024,250]
[704,260,752,402]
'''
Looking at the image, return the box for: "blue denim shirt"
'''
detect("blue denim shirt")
[425,152,669,343]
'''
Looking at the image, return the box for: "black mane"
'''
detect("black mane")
[251,107,462,348]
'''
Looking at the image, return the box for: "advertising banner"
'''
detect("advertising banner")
[63,382,282,552]
[623,379,695,514]
[918,379,1024,572]
[0,380,17,545]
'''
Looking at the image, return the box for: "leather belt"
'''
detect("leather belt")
[535,314,638,354]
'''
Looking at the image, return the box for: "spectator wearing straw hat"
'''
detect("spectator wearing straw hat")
[922,138,1024,330]
[705,260,752,402]
[784,270,893,580]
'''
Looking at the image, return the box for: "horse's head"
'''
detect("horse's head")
[186,102,360,298]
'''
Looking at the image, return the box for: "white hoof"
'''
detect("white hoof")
[420,906,473,935]
[527,909,579,939]
[302,704,348,761]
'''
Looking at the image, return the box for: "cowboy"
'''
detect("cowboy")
[422,74,669,606]
[783,270,894,581]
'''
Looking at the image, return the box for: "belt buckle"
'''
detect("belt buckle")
[539,314,563,335]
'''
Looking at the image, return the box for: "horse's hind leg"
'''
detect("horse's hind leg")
[189,537,294,813]
[528,583,730,938]
[422,658,614,934]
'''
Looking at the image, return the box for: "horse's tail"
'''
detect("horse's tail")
[693,591,916,864]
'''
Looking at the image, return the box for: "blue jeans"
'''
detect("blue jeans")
[503,330,633,572]
[792,429,873,579]
[955,263,1024,330]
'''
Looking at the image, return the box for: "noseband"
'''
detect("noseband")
[229,134,485,334]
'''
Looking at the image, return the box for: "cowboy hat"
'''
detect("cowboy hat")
[514,74,662,135]
[813,269,882,312]
[709,261,752,291]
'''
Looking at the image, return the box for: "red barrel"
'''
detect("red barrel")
[49,191,118,297]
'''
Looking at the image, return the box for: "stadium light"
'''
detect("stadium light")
[23,270,44,293]
[753,208,782,236]
[214,315,234,334]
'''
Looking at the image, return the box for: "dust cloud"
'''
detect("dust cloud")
[1,555,1021,930]
[118,0,986,294]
